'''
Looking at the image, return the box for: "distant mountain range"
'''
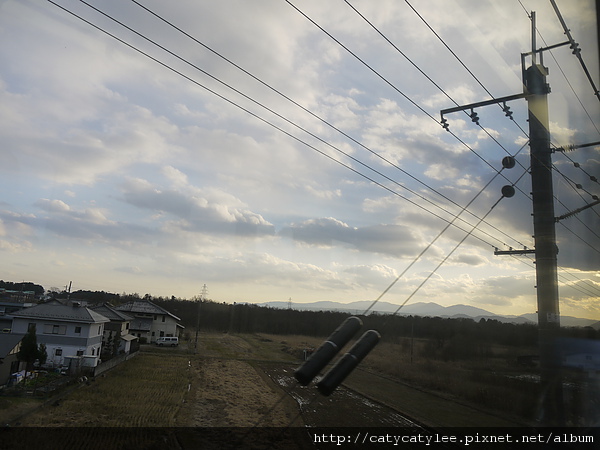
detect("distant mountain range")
[259,300,600,329]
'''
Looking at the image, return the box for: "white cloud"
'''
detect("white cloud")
[0,0,597,317]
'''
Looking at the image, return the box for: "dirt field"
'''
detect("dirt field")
[0,331,530,449]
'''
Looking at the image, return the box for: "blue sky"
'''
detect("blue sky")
[1,0,599,319]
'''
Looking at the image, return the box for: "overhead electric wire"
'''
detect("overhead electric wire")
[344,0,531,174]
[400,0,600,299]
[557,148,600,189]
[403,0,532,140]
[283,0,531,201]
[364,164,531,314]
[549,0,600,102]
[403,0,600,226]
[128,0,530,252]
[400,0,600,265]
[389,194,507,317]
[517,0,600,136]
[53,1,599,310]
[52,1,547,316]
[510,243,600,298]
[557,269,600,298]
[554,163,600,204]
[50,0,515,255]
[73,0,535,253]
[512,252,600,299]
[130,0,542,259]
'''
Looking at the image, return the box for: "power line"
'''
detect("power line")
[389,195,506,316]
[344,0,532,173]
[401,0,600,265]
[283,0,530,201]
[363,168,521,315]
[516,0,600,136]
[403,0,532,139]
[557,148,600,190]
[513,252,600,299]
[50,1,599,311]
[554,163,600,204]
[49,0,514,255]
[128,0,530,251]
[549,0,600,102]
[74,0,535,253]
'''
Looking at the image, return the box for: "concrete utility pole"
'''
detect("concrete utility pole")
[440,10,571,426]
[525,12,563,426]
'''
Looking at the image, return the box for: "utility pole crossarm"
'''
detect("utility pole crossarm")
[440,93,527,116]
[494,248,536,255]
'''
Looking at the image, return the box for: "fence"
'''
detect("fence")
[93,349,138,377]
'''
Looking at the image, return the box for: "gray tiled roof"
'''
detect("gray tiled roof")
[12,303,110,324]
[90,304,133,322]
[115,300,180,321]
[0,333,25,358]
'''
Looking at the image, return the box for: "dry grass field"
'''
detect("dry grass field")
[3,329,549,439]
[19,352,190,427]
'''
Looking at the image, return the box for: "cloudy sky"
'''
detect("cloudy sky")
[1,0,599,319]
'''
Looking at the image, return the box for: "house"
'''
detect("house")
[115,300,183,343]
[90,303,138,355]
[0,300,35,331]
[10,303,110,370]
[0,333,26,387]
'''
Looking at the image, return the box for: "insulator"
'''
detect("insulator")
[502,103,513,118]
[501,185,515,198]
[591,176,597,183]
[502,156,516,169]
[317,330,381,396]
[574,162,580,168]
[440,117,449,131]
[294,316,362,386]
[593,195,599,200]
[470,110,479,125]
[576,184,582,190]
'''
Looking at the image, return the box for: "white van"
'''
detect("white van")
[155,336,179,347]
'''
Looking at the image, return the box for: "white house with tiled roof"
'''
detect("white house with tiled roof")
[115,300,183,343]
[10,303,110,369]
[90,303,138,355]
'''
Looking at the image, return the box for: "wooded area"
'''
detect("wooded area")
[51,289,600,361]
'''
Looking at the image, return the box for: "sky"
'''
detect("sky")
[1,0,599,319]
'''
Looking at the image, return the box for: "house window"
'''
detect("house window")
[154,315,157,321]
[76,350,84,356]
[91,348,95,356]
[151,331,155,337]
[55,349,62,356]
[162,316,165,323]
[98,325,101,335]
[160,331,165,337]
[126,323,130,330]
[44,324,66,335]
[75,326,82,334]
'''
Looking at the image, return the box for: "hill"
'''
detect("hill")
[259,300,597,327]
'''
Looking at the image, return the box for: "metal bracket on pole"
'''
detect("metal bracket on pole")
[439,93,527,130]
[494,247,536,256]
[555,199,600,222]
